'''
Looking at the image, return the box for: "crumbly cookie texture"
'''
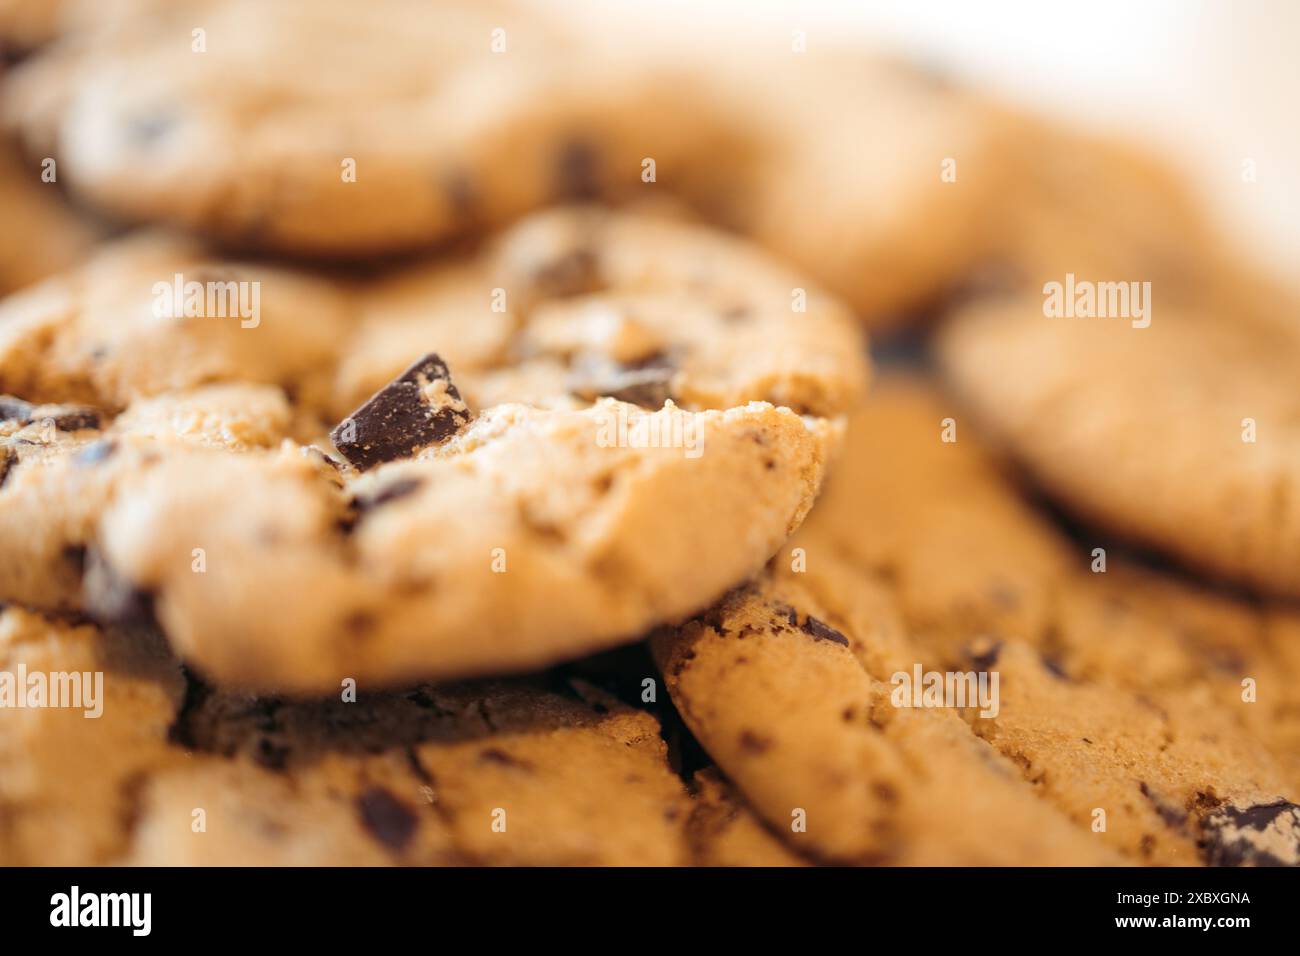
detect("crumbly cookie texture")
[937,293,1300,598]
[654,377,1300,865]
[0,606,800,866]
[1,0,704,254]
[654,573,1122,866]
[1,384,841,691]
[685,769,809,867]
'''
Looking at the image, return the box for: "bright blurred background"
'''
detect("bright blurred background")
[564,0,1299,278]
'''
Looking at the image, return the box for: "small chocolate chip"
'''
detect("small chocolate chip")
[83,547,158,630]
[75,439,118,466]
[62,544,87,576]
[356,787,419,851]
[478,747,531,769]
[738,730,771,754]
[351,477,424,515]
[330,353,471,471]
[443,171,478,219]
[553,138,602,200]
[531,247,603,299]
[969,641,1003,670]
[801,615,850,647]
[255,737,291,772]
[0,448,12,488]
[1041,654,1069,680]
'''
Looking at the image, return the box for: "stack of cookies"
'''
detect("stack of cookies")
[1,1,1297,867]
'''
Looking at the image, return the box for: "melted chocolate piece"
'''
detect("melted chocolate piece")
[1199,800,1300,866]
[801,615,850,647]
[330,353,471,471]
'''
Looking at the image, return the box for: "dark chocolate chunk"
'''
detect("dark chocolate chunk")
[330,353,471,472]
[356,786,419,851]
[1199,800,1300,866]
[442,170,479,219]
[0,447,12,488]
[801,615,850,647]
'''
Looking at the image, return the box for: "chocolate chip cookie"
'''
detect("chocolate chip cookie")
[673,49,1009,327]
[0,207,867,692]
[937,290,1300,598]
[652,377,1300,865]
[0,605,797,866]
[1,0,702,254]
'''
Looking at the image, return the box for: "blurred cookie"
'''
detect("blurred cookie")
[2,0,703,254]
[653,377,1300,865]
[0,139,100,293]
[0,606,185,865]
[983,120,1222,300]
[0,209,865,691]
[937,292,1300,597]
[675,50,1008,327]
[0,0,64,51]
